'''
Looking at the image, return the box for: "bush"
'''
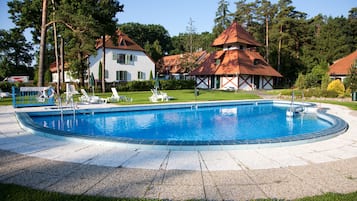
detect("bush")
[111,79,195,91]
[327,79,345,96]
[0,82,13,92]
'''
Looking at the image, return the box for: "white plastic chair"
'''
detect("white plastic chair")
[107,88,132,102]
[79,89,106,104]
[149,89,169,102]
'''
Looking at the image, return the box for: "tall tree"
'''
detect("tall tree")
[256,0,277,62]
[347,8,357,51]
[38,0,48,86]
[0,28,33,79]
[270,0,306,83]
[186,17,196,54]
[213,0,233,37]
[8,0,123,87]
[233,0,257,33]
[92,0,123,92]
[144,40,163,62]
[119,23,172,55]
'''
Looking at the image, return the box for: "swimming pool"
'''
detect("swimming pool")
[17,100,348,150]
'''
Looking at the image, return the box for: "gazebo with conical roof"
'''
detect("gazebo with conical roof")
[190,22,282,90]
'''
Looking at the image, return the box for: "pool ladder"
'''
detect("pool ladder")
[58,94,77,118]
[191,104,198,110]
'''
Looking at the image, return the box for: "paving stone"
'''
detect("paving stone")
[166,151,201,170]
[258,179,323,200]
[148,184,205,201]
[86,168,157,197]
[0,154,46,181]
[228,149,281,169]
[47,164,114,195]
[163,170,203,186]
[124,150,168,170]
[208,170,254,186]
[86,147,138,167]
[216,184,267,200]
[200,150,242,171]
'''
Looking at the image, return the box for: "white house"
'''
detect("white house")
[50,62,79,83]
[88,30,155,83]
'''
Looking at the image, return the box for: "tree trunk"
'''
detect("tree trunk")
[101,35,106,93]
[53,22,60,94]
[277,24,282,72]
[38,0,48,87]
[78,51,85,86]
[60,36,64,84]
[265,16,269,63]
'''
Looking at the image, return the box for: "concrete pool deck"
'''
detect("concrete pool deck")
[1,102,357,200]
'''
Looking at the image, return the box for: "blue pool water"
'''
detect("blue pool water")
[29,102,333,144]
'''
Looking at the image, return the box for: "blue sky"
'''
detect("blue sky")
[0,0,356,37]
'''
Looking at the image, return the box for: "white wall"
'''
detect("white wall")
[195,76,210,89]
[52,72,79,83]
[89,48,155,82]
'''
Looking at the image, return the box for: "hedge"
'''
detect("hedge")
[112,79,195,91]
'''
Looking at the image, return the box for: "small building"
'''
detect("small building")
[190,22,282,90]
[329,50,357,82]
[156,51,208,80]
[88,30,155,83]
[49,61,78,83]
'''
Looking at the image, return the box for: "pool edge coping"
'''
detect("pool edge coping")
[15,100,349,151]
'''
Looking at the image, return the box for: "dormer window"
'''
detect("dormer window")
[253,59,260,65]
[216,59,221,66]
[119,39,126,46]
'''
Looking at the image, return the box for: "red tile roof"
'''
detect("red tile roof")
[329,50,357,76]
[49,61,69,73]
[190,49,282,77]
[212,21,261,47]
[157,51,208,74]
[95,30,144,52]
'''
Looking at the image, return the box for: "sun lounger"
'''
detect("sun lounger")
[0,89,11,99]
[65,84,79,104]
[149,88,170,102]
[79,89,106,104]
[107,88,132,102]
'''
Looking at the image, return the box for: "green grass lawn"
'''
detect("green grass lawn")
[0,89,261,106]
[111,89,260,104]
[0,97,12,106]
[2,183,357,201]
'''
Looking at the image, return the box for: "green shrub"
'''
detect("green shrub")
[327,79,345,96]
[0,82,13,92]
[111,79,195,91]
[295,73,306,89]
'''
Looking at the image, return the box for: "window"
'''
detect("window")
[215,59,221,66]
[116,71,127,81]
[119,39,126,46]
[113,53,137,65]
[105,70,109,79]
[118,54,125,64]
[138,71,145,80]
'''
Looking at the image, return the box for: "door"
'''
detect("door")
[254,75,260,89]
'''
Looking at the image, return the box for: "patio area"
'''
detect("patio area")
[1,102,357,200]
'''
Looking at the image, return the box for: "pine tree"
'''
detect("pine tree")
[213,0,233,37]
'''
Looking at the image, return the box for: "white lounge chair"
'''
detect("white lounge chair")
[0,89,11,99]
[65,84,79,104]
[107,88,132,102]
[79,89,106,104]
[149,88,169,102]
